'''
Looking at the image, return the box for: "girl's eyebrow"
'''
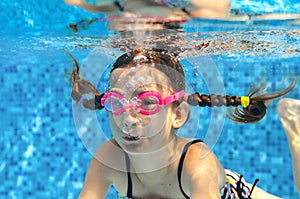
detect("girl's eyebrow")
[108,88,146,97]
[109,88,124,95]
[110,83,161,97]
[132,89,149,97]
[109,87,154,98]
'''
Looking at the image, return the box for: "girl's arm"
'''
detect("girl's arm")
[78,157,112,199]
[64,0,122,13]
[183,143,226,199]
[189,169,222,199]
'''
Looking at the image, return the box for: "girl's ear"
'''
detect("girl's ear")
[172,101,190,129]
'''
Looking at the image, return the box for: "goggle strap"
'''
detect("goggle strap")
[163,90,185,105]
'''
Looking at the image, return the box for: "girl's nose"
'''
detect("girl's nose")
[122,112,139,129]
[121,113,141,135]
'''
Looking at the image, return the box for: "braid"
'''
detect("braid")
[75,93,104,110]
[187,93,241,107]
[65,50,105,111]
[187,78,297,123]
[95,94,105,110]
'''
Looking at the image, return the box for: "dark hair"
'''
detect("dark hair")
[110,48,185,92]
[64,50,103,110]
[67,49,297,123]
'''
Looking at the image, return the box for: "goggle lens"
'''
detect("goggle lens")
[104,96,124,114]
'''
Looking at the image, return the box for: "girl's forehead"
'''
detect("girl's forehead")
[109,66,172,91]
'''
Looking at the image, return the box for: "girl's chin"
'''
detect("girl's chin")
[115,136,151,152]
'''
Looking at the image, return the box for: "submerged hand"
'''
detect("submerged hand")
[277,98,300,149]
[278,98,300,197]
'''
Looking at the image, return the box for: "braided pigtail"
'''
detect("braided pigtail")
[187,93,241,107]
[64,50,104,110]
[187,78,297,123]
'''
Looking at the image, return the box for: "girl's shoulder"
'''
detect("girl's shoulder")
[182,139,222,171]
[179,138,226,188]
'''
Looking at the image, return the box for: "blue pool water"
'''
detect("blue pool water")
[1,0,300,198]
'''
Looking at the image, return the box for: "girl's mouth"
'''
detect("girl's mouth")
[122,135,141,142]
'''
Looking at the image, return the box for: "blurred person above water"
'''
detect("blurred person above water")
[64,0,231,32]
[64,0,231,19]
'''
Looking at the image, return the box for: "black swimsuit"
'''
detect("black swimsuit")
[124,139,203,199]
[123,139,258,199]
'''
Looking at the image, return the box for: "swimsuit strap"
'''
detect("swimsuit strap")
[177,139,203,199]
[124,152,133,198]
[114,1,124,12]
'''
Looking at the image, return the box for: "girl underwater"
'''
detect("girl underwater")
[67,48,298,198]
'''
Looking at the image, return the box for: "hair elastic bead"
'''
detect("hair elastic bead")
[241,96,250,108]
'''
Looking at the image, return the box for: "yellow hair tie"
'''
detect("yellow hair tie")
[241,96,250,108]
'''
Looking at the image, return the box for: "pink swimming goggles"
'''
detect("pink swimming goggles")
[101,90,185,115]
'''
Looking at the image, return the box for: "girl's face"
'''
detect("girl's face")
[108,65,179,153]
